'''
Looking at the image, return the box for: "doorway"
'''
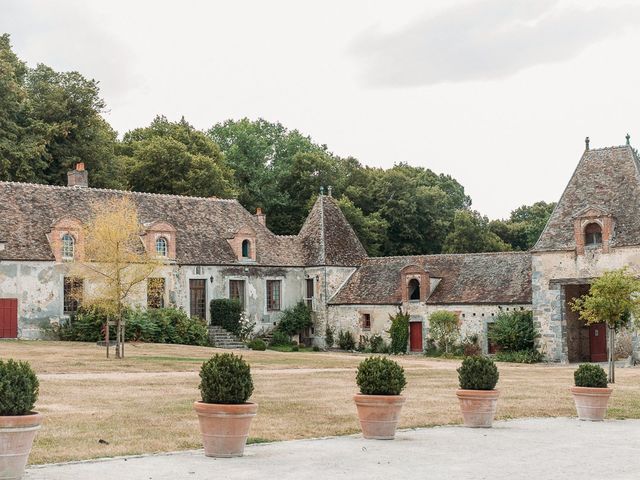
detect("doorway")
[564,284,606,362]
[0,299,18,338]
[409,321,423,352]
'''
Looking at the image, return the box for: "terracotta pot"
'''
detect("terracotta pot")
[193,401,257,457]
[353,394,405,440]
[0,412,42,480]
[570,386,612,421]
[456,389,499,428]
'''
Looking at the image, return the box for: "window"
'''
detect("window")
[61,234,75,260]
[156,237,168,257]
[241,239,251,258]
[408,278,420,301]
[584,223,603,246]
[305,278,314,309]
[266,280,281,311]
[229,280,246,309]
[147,278,165,309]
[189,279,207,320]
[63,277,83,315]
[362,313,371,330]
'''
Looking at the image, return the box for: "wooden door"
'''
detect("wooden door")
[189,279,207,321]
[589,323,607,362]
[0,299,18,338]
[409,322,423,352]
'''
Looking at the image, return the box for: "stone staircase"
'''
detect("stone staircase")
[208,325,247,349]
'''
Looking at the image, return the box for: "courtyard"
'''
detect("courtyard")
[2,340,640,465]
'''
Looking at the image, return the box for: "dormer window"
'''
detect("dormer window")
[156,237,168,257]
[242,239,251,259]
[584,222,602,247]
[408,278,420,301]
[61,234,75,260]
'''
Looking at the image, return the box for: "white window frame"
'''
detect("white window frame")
[61,233,75,261]
[156,237,168,257]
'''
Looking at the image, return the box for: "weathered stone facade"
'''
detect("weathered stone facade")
[3,141,640,361]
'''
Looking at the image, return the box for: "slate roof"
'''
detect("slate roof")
[0,182,308,265]
[534,145,640,251]
[329,252,532,305]
[298,195,368,266]
[0,182,370,267]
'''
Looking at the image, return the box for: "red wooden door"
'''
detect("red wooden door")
[589,323,607,362]
[0,299,18,338]
[409,322,423,352]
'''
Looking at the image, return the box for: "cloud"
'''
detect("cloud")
[1,0,139,103]
[350,0,640,87]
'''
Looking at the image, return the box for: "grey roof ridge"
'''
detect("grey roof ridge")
[365,251,530,260]
[0,180,239,203]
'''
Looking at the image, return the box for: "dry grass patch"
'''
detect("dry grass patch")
[1,341,639,464]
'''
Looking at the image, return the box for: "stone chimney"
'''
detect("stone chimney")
[67,163,88,188]
[255,207,266,226]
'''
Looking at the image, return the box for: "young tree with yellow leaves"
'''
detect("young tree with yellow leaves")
[71,196,160,358]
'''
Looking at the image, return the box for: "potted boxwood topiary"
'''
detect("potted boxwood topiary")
[354,356,407,439]
[194,353,256,457]
[456,356,500,428]
[0,359,42,478]
[571,364,612,421]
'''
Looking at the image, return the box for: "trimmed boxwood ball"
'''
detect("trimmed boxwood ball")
[457,356,499,390]
[356,356,406,395]
[0,359,39,416]
[199,353,254,404]
[247,338,267,351]
[574,363,608,388]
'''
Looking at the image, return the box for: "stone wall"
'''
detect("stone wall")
[532,246,640,362]
[327,302,532,353]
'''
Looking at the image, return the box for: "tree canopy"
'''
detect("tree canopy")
[0,34,556,257]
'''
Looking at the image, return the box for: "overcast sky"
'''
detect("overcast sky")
[3,0,639,219]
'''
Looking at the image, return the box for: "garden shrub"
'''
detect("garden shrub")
[312,345,321,352]
[337,329,356,351]
[429,311,460,353]
[269,330,292,347]
[388,310,410,354]
[461,334,481,357]
[494,349,543,364]
[369,334,387,354]
[574,364,608,388]
[210,299,243,336]
[58,307,209,346]
[357,335,369,352]
[488,310,538,352]
[199,353,254,404]
[291,345,299,352]
[0,359,39,415]
[356,356,406,395]
[457,356,499,390]
[325,324,335,348]
[277,302,312,336]
[247,338,267,351]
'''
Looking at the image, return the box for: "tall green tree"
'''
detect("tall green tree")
[490,201,556,251]
[442,210,511,253]
[0,35,122,187]
[120,116,236,198]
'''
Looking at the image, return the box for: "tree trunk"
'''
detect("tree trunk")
[608,327,615,384]
[105,316,110,359]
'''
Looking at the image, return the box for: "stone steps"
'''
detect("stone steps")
[208,326,246,349]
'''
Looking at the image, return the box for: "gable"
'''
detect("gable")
[534,146,640,251]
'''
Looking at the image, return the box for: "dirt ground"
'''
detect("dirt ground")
[1,340,639,465]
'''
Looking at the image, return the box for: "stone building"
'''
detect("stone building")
[0,165,365,341]
[0,140,638,362]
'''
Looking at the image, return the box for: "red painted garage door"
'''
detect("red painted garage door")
[0,299,18,338]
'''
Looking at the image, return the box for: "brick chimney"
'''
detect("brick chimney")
[255,207,266,226]
[67,163,88,188]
